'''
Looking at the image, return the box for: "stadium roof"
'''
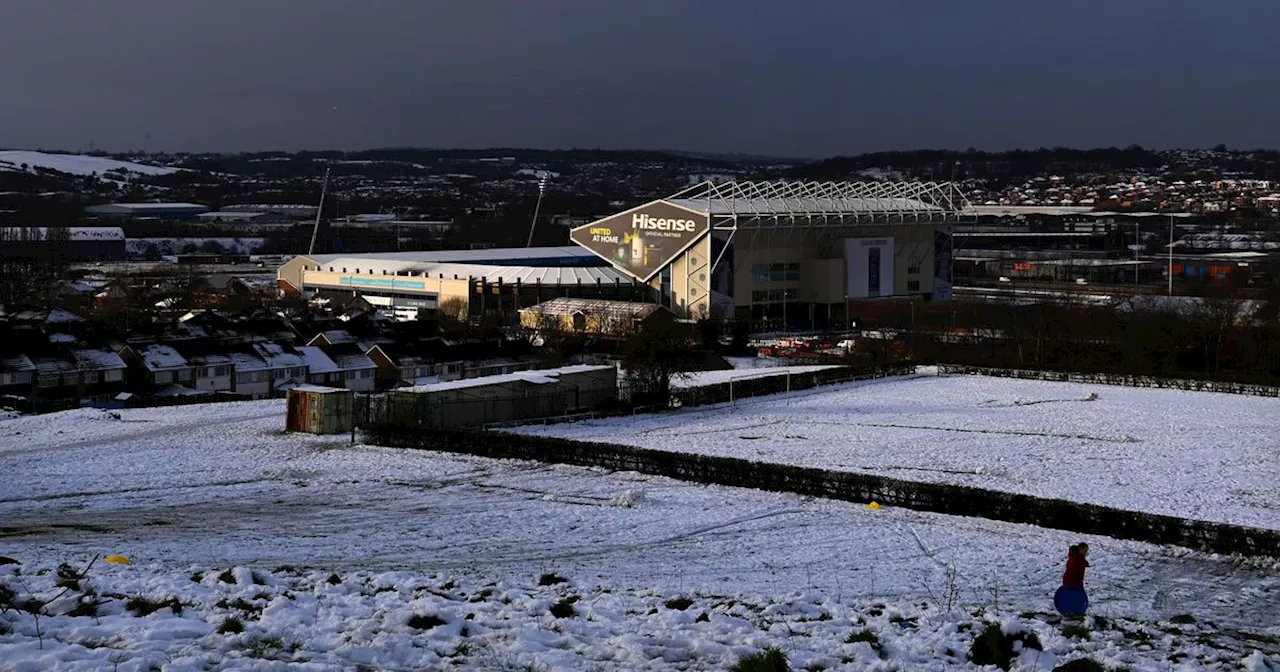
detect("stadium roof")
[664,180,970,225]
[302,246,596,266]
[303,259,632,286]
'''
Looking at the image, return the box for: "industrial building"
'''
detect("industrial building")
[84,202,210,220]
[277,247,647,321]
[278,181,970,328]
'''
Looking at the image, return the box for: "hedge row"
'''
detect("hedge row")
[364,425,1280,558]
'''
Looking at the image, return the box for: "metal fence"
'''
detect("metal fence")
[670,365,919,409]
[356,384,620,431]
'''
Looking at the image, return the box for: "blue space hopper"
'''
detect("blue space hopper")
[1054,586,1089,616]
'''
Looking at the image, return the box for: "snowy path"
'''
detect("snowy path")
[1,401,1277,636]
[516,373,1280,531]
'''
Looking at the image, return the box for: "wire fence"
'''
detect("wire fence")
[938,365,1280,398]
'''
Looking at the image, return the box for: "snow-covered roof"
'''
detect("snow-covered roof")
[297,346,338,374]
[0,354,35,373]
[71,349,126,371]
[132,344,188,371]
[401,364,612,394]
[46,309,85,324]
[91,202,206,210]
[318,330,356,344]
[291,384,349,394]
[252,342,308,369]
[326,350,376,371]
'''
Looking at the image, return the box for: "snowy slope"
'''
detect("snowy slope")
[0,402,1277,670]
[518,373,1280,531]
[0,150,179,177]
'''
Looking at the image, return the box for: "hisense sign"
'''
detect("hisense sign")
[570,200,710,282]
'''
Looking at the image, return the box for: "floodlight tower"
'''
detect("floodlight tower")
[525,175,550,248]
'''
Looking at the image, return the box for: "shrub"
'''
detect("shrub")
[845,628,882,654]
[1169,614,1196,624]
[549,599,576,619]
[664,597,694,611]
[125,595,182,617]
[217,569,236,584]
[218,616,244,634]
[326,573,342,585]
[68,598,100,618]
[189,572,203,583]
[538,573,567,586]
[55,563,81,591]
[408,613,446,630]
[1062,623,1091,640]
[731,646,789,672]
[969,622,1042,671]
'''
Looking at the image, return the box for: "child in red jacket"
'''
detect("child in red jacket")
[1063,543,1090,588]
[1055,543,1090,616]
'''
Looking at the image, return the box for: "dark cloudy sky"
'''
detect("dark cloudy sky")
[2,0,1279,157]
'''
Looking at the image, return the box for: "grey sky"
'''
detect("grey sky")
[3,0,1279,157]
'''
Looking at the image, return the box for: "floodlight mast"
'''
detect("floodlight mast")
[307,163,332,256]
[525,175,549,247]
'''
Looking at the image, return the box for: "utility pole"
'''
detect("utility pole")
[1134,221,1139,287]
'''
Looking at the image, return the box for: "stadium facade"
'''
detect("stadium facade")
[277,180,969,327]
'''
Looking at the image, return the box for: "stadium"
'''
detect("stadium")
[277,180,971,328]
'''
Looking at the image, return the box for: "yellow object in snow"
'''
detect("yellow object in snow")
[104,555,129,565]
[867,501,881,510]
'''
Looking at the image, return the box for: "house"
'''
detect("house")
[0,354,36,397]
[315,343,377,392]
[176,345,236,394]
[227,343,311,399]
[298,346,342,388]
[30,349,127,403]
[119,343,196,391]
[365,343,436,389]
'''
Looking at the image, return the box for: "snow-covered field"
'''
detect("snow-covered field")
[518,372,1280,532]
[1,402,1277,670]
[0,150,179,177]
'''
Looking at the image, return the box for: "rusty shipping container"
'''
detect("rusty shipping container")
[286,385,354,434]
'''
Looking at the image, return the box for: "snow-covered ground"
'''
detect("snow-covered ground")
[673,365,838,389]
[0,150,179,177]
[518,372,1280,532]
[1,402,1277,670]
